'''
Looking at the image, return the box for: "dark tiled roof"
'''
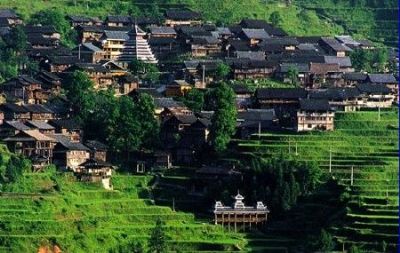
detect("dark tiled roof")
[309,63,340,74]
[320,37,352,52]
[80,158,112,168]
[279,63,310,73]
[0,103,28,113]
[47,55,79,65]
[356,83,391,94]
[78,25,131,33]
[367,74,397,84]
[239,19,287,37]
[149,37,176,46]
[227,58,273,69]
[178,26,211,37]
[256,88,307,100]
[235,51,265,60]
[309,88,361,100]
[227,39,252,51]
[23,104,54,114]
[172,114,198,124]
[154,97,184,109]
[106,15,131,23]
[48,119,81,130]
[4,121,30,131]
[324,56,352,68]
[191,36,219,45]
[165,9,201,20]
[0,9,18,19]
[85,140,108,151]
[26,120,55,130]
[299,99,331,111]
[150,26,176,35]
[102,30,129,40]
[237,109,275,121]
[260,37,299,46]
[343,72,368,81]
[241,28,270,40]
[70,63,109,73]
[2,75,42,87]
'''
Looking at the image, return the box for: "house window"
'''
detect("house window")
[307,124,312,129]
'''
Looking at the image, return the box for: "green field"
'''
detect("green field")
[235,109,399,252]
[0,171,248,252]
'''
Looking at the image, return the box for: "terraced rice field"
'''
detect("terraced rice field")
[235,109,399,252]
[0,173,247,252]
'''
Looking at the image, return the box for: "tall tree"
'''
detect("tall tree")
[215,63,231,81]
[183,89,205,112]
[64,70,95,118]
[148,218,166,253]
[287,66,299,86]
[210,82,237,153]
[269,11,283,27]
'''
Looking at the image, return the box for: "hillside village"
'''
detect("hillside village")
[0,5,397,253]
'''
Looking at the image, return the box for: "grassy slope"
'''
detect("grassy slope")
[0,171,246,252]
[236,109,399,252]
[295,0,399,46]
[1,0,344,37]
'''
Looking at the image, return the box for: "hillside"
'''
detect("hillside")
[235,108,399,252]
[0,0,397,45]
[0,170,246,252]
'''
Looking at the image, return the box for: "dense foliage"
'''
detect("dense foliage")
[65,71,159,159]
[209,83,237,153]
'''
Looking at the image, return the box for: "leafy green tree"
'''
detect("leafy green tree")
[2,155,31,183]
[373,48,388,72]
[64,70,95,118]
[148,218,166,253]
[183,89,204,112]
[134,93,159,149]
[348,245,361,253]
[315,229,335,252]
[30,9,75,46]
[210,83,237,153]
[215,63,231,80]
[287,66,299,86]
[4,25,27,53]
[129,60,159,83]
[269,11,283,27]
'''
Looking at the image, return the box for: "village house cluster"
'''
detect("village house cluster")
[0,8,397,182]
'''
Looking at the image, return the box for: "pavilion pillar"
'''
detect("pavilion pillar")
[234,214,237,232]
[214,213,217,225]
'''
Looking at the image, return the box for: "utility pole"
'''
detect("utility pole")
[78,43,81,60]
[172,197,175,212]
[288,139,291,154]
[350,166,354,186]
[202,64,205,88]
[295,142,298,156]
[258,121,261,137]
[329,148,332,173]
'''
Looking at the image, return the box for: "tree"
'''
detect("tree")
[348,245,361,253]
[1,155,31,184]
[64,70,95,118]
[373,48,388,72]
[315,229,335,252]
[4,25,27,53]
[30,9,75,46]
[269,11,283,27]
[210,83,237,153]
[148,218,166,253]
[129,60,160,83]
[287,66,299,86]
[215,63,231,80]
[183,89,204,112]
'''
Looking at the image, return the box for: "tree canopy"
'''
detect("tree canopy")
[209,82,237,153]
